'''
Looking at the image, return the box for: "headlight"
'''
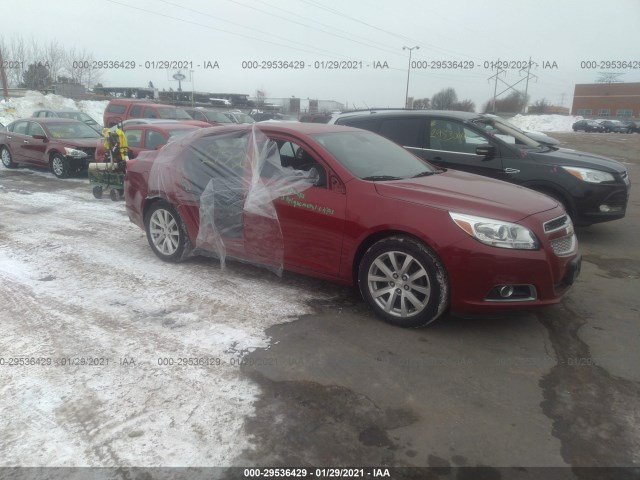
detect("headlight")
[561,166,614,183]
[449,212,538,250]
[64,147,88,158]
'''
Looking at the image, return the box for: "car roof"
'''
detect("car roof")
[332,109,481,122]
[202,122,367,136]
[125,123,198,131]
[14,118,83,124]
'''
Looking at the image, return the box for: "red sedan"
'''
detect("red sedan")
[1,118,101,178]
[124,123,580,327]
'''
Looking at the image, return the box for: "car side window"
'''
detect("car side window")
[142,107,158,119]
[125,129,142,147]
[27,122,46,137]
[379,118,422,148]
[429,120,487,153]
[277,141,327,188]
[144,130,166,149]
[130,106,142,117]
[192,111,205,121]
[11,121,28,135]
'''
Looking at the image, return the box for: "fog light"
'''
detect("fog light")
[499,285,515,298]
[599,204,611,212]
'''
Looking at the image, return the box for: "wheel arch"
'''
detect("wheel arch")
[520,181,576,218]
[351,229,443,287]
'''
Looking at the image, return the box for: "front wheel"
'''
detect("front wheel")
[145,201,189,262]
[1,146,17,168]
[50,154,69,178]
[358,236,449,328]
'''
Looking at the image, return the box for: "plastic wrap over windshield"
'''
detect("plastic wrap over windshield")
[148,125,318,275]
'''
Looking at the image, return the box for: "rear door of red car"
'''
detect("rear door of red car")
[4,121,30,162]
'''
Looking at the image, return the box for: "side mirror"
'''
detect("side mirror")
[32,134,47,141]
[476,144,496,159]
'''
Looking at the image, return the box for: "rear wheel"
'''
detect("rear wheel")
[92,186,103,199]
[145,201,189,262]
[1,146,17,168]
[358,236,449,328]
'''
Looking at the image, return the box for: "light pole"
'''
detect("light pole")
[190,69,195,107]
[403,46,419,109]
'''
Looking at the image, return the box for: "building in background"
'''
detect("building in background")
[572,83,640,118]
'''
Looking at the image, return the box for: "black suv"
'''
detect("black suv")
[332,110,630,225]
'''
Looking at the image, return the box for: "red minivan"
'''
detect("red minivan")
[124,123,581,328]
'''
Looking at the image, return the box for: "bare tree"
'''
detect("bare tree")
[451,99,475,112]
[431,88,458,110]
[413,98,430,109]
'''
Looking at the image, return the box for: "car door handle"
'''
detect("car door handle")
[23,140,29,143]
[504,168,520,174]
[433,156,442,161]
[6,136,12,139]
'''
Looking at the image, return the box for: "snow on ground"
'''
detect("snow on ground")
[0,91,107,126]
[507,114,581,133]
[0,169,344,466]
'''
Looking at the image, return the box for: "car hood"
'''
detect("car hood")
[523,130,560,145]
[535,147,626,173]
[59,138,101,149]
[374,170,557,223]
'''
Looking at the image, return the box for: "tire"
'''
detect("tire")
[358,236,449,328]
[92,186,103,199]
[109,189,122,201]
[1,146,17,168]
[50,153,69,178]
[145,201,189,262]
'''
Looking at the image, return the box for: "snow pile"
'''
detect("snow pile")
[0,91,107,127]
[507,114,581,133]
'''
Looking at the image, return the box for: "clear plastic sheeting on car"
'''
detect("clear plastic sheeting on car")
[148,125,318,275]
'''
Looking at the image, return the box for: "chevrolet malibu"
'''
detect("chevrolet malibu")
[124,123,581,327]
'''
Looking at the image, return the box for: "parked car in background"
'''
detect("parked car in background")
[0,118,101,178]
[572,120,606,132]
[32,109,102,132]
[125,123,580,328]
[621,120,640,133]
[183,108,235,126]
[103,99,205,127]
[300,113,332,123]
[95,123,199,161]
[332,110,629,225]
[0,121,5,131]
[597,119,631,133]
[223,111,256,124]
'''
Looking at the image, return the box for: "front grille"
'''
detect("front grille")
[544,215,568,233]
[550,235,576,256]
[77,147,96,157]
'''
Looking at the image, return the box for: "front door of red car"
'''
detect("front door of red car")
[22,121,49,166]
[246,139,347,277]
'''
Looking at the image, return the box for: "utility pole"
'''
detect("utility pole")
[487,67,505,113]
[519,57,538,113]
[0,48,9,99]
[403,46,419,109]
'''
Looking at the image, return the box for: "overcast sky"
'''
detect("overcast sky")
[3,0,640,109]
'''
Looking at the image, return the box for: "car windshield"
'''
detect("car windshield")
[157,107,192,120]
[311,131,437,179]
[204,111,234,123]
[233,113,255,123]
[57,112,97,124]
[471,118,540,147]
[46,122,101,139]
